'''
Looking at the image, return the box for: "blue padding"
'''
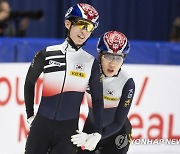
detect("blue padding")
[125,41,159,64]
[0,38,16,62]
[0,38,180,65]
[16,38,63,62]
[161,43,180,65]
[83,38,97,58]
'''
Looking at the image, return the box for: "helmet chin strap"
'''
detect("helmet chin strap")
[67,37,81,51]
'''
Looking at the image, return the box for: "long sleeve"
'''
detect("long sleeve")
[88,59,104,134]
[24,50,45,119]
[102,78,135,140]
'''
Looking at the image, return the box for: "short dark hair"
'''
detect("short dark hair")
[64,17,77,38]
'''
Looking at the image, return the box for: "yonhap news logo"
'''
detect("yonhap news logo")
[131,138,180,145]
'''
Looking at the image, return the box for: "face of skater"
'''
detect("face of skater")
[97,31,130,77]
[65,19,93,46]
[101,53,124,77]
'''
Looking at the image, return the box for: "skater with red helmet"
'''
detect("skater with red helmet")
[24,3,103,154]
[71,31,135,154]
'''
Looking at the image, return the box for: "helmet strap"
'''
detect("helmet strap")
[113,61,124,77]
[67,36,80,51]
[99,54,107,77]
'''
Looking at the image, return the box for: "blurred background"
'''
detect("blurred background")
[5,0,180,40]
[0,0,180,154]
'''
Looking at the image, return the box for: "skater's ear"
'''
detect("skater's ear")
[65,20,72,30]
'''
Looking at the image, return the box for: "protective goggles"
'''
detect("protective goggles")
[102,53,124,63]
[73,20,94,32]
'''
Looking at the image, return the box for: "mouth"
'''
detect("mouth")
[107,68,114,73]
[78,35,85,39]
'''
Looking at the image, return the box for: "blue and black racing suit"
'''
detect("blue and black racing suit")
[24,40,104,154]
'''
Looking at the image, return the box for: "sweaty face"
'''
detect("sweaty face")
[101,53,124,77]
[65,19,93,46]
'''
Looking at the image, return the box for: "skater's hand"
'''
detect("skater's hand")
[27,115,35,128]
[71,130,91,147]
[71,130,101,151]
[83,133,101,151]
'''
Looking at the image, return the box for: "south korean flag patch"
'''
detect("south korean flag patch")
[74,63,84,71]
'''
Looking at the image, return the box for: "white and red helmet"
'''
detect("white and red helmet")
[97,31,130,54]
[65,3,99,28]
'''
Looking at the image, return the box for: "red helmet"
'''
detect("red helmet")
[97,31,130,54]
[65,3,99,28]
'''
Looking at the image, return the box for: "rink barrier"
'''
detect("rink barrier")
[0,38,180,64]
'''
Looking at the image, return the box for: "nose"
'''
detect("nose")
[109,60,116,67]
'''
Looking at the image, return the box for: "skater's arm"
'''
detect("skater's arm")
[89,59,104,134]
[24,50,45,119]
[102,78,135,139]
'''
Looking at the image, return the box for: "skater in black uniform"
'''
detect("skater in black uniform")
[71,31,135,154]
[24,3,103,154]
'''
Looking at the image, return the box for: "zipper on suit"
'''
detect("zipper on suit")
[53,51,67,120]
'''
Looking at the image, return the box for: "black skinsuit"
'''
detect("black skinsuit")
[24,41,104,154]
